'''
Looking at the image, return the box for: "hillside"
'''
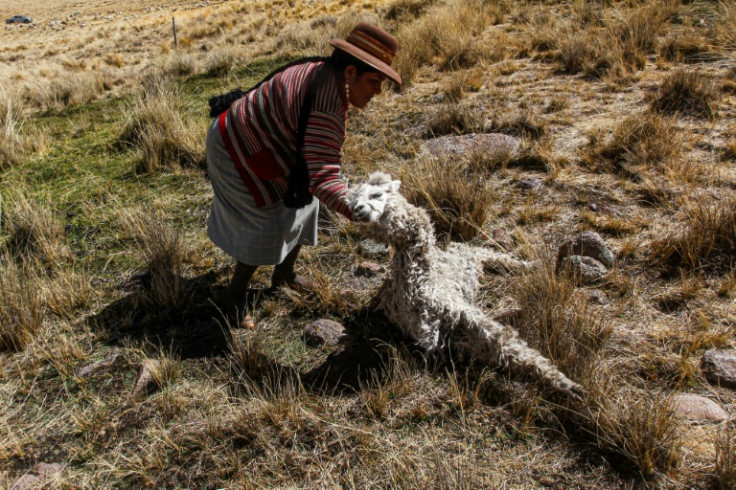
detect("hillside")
[1,0,735,487]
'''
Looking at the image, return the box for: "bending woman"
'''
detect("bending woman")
[206,22,401,325]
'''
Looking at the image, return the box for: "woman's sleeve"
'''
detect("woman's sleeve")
[302,110,353,220]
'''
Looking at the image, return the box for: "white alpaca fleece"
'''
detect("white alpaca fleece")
[349,172,583,398]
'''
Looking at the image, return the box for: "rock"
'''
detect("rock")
[672,393,730,422]
[490,227,510,246]
[131,360,160,398]
[702,349,736,389]
[558,255,607,284]
[354,262,384,277]
[518,177,543,191]
[77,350,121,378]
[34,462,62,478]
[304,319,347,347]
[10,474,41,490]
[420,133,521,160]
[557,231,615,269]
[358,239,390,259]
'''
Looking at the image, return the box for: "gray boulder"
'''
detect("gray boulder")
[557,230,615,269]
[702,349,736,389]
[304,319,347,347]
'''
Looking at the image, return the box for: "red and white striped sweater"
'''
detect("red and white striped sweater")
[218,61,353,219]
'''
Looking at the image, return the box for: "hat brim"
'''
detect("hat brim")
[329,39,402,85]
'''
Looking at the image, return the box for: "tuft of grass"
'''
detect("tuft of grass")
[2,192,67,266]
[122,208,192,310]
[510,251,612,381]
[0,88,26,170]
[585,112,681,179]
[593,389,682,480]
[650,69,719,119]
[404,155,495,241]
[203,46,245,77]
[0,253,44,352]
[117,72,205,172]
[650,198,736,273]
[715,427,736,489]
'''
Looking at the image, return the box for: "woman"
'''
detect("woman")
[206,22,402,325]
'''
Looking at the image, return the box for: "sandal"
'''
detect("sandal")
[271,275,317,294]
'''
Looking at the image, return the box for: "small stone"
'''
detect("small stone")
[558,255,607,284]
[34,462,62,478]
[77,350,121,378]
[10,474,41,490]
[304,319,347,347]
[354,262,384,277]
[489,227,509,246]
[672,393,730,422]
[557,231,615,268]
[702,349,736,389]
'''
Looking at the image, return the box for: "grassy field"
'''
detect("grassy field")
[2,0,736,487]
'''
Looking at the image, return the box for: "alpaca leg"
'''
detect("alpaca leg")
[456,310,583,398]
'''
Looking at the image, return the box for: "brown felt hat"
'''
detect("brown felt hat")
[329,22,402,85]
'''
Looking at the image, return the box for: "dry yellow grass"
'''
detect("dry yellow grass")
[1,0,735,487]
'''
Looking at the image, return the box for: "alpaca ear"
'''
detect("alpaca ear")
[390,180,401,192]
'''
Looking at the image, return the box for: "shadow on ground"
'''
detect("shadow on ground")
[88,269,427,394]
[88,270,240,359]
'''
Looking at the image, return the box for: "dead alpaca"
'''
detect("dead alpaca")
[348,172,583,399]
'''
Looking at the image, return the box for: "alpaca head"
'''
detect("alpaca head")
[349,172,436,249]
[348,172,401,223]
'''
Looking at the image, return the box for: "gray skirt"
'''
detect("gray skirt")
[206,120,318,265]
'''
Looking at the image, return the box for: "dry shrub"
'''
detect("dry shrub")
[510,252,611,381]
[650,198,736,273]
[557,32,600,75]
[591,388,682,480]
[118,73,205,172]
[2,192,67,266]
[585,112,681,179]
[403,155,495,241]
[715,426,736,489]
[122,208,191,310]
[164,52,197,77]
[650,69,719,119]
[0,253,44,351]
